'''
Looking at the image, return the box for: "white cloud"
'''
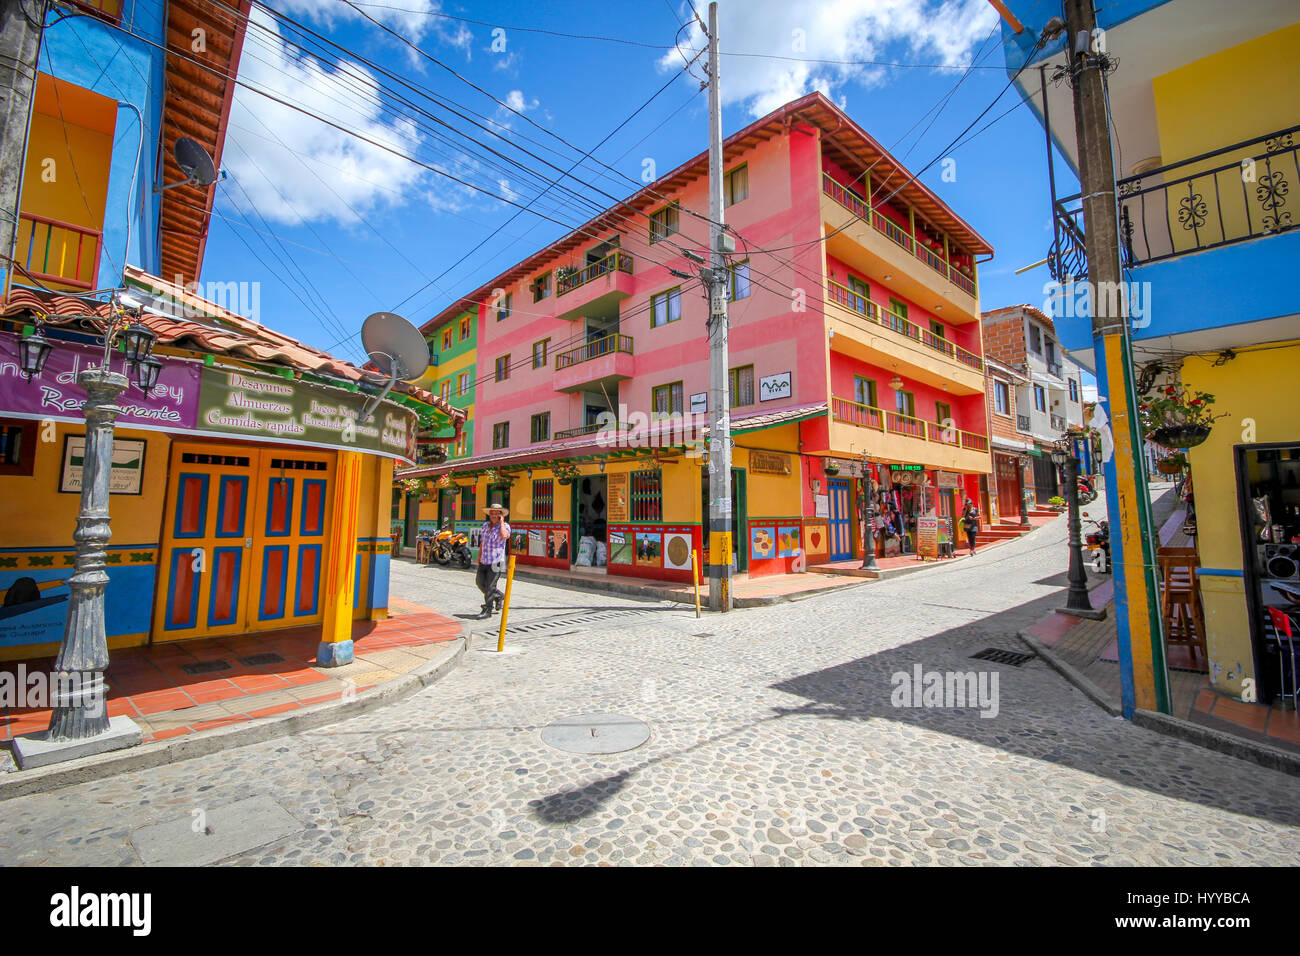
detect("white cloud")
[272,0,471,51]
[222,6,428,226]
[661,0,999,117]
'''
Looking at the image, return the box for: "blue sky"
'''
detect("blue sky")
[202,0,1077,367]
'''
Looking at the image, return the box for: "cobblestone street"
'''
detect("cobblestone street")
[3,519,1298,866]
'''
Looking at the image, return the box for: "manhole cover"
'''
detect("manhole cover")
[237,652,284,667]
[540,714,650,754]
[970,647,1035,667]
[180,659,230,675]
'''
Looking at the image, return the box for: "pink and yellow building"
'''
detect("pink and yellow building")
[399,92,995,582]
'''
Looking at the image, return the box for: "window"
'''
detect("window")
[531,272,550,303]
[495,355,510,382]
[935,401,951,425]
[630,469,663,521]
[1033,385,1047,412]
[493,422,510,449]
[496,291,512,320]
[460,485,477,520]
[1045,339,1056,364]
[729,365,754,407]
[847,274,871,311]
[459,316,470,341]
[724,163,748,206]
[531,411,551,443]
[0,420,36,476]
[440,380,451,403]
[1068,378,1079,402]
[1028,324,1042,354]
[651,287,682,327]
[458,371,470,396]
[652,381,684,418]
[649,203,679,244]
[532,338,549,369]
[994,381,1010,415]
[929,320,946,339]
[895,390,915,418]
[442,328,452,350]
[533,479,554,521]
[727,260,751,301]
[853,376,877,407]
[453,430,468,457]
[888,297,909,319]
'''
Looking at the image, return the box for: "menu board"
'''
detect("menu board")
[607,471,629,522]
[916,514,939,558]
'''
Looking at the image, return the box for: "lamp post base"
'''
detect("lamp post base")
[1056,605,1108,621]
[12,715,143,770]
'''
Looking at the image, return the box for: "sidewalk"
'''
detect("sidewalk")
[1017,492,1300,766]
[2,600,463,748]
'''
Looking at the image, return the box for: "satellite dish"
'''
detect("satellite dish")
[175,136,218,186]
[361,311,429,382]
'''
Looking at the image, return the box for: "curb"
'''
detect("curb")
[1131,709,1300,779]
[0,623,472,802]
[1016,628,1123,717]
[508,565,869,607]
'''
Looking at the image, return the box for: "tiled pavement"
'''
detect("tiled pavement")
[1,609,462,745]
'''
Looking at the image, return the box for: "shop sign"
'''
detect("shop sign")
[936,470,961,489]
[814,494,829,517]
[759,371,791,402]
[689,392,707,414]
[58,436,146,495]
[607,471,629,522]
[892,464,925,471]
[0,332,199,431]
[750,451,791,475]
[916,514,939,558]
[197,368,416,459]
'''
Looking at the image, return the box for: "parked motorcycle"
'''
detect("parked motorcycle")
[430,528,456,565]
[1077,476,1099,505]
[448,530,473,569]
[1082,512,1111,573]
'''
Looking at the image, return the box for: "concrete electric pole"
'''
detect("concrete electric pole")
[1062,0,1168,715]
[0,0,44,296]
[705,1,732,612]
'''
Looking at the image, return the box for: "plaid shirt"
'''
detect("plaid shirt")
[479,520,511,566]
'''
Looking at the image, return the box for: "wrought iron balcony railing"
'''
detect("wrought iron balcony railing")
[1049,125,1300,281]
[1017,414,1032,433]
[555,251,634,296]
[554,333,634,370]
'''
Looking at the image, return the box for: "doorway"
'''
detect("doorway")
[995,454,1022,520]
[572,474,607,566]
[828,477,853,560]
[701,467,747,572]
[153,442,334,641]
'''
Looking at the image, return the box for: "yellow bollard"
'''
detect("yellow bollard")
[691,549,701,618]
[496,554,516,653]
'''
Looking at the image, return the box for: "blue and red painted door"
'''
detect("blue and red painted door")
[154,443,335,641]
[828,477,853,561]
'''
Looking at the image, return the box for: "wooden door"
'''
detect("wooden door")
[995,455,1021,520]
[828,478,853,561]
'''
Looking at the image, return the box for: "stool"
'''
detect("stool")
[1157,548,1205,664]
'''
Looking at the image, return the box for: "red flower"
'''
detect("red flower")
[1190,399,1203,406]
[1165,387,1177,395]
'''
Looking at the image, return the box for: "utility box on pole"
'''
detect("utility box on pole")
[705,0,732,612]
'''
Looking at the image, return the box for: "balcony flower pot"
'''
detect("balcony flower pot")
[1148,423,1211,449]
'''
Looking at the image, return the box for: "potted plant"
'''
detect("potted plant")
[1048,495,1067,511]
[823,460,841,476]
[398,477,423,497]
[1155,451,1188,475]
[553,460,581,485]
[1141,386,1226,448]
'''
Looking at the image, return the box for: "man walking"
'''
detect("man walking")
[475,503,511,619]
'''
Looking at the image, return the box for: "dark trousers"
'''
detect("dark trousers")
[476,563,503,610]
[964,525,977,551]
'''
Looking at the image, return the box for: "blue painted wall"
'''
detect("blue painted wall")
[999,0,1172,73]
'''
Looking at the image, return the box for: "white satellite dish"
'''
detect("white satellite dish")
[358,311,429,422]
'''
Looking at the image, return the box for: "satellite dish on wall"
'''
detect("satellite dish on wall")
[361,311,429,382]
[155,136,220,193]
[358,311,429,423]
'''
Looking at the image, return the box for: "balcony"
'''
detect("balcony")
[821,174,979,319]
[824,278,985,395]
[15,213,101,290]
[1050,413,1066,432]
[555,251,635,320]
[829,396,990,472]
[553,333,634,393]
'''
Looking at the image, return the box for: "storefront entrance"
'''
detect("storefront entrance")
[701,467,748,572]
[828,477,853,560]
[571,474,607,567]
[153,442,335,641]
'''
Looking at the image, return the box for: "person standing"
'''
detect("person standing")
[475,503,511,619]
[961,498,980,556]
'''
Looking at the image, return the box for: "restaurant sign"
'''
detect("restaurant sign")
[197,368,416,459]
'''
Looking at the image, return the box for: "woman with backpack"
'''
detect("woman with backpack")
[961,498,980,556]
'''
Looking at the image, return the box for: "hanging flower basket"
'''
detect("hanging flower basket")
[823,461,841,475]
[1149,423,1211,449]
[1155,451,1188,475]
[552,461,581,485]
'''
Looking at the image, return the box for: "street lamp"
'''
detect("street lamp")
[13,294,158,768]
[859,452,879,571]
[1018,454,1032,528]
[1052,442,1097,617]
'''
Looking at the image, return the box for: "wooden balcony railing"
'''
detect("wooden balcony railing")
[822,173,978,297]
[553,422,612,440]
[826,279,983,372]
[17,212,101,290]
[834,395,991,457]
[556,251,634,296]
[554,333,634,370]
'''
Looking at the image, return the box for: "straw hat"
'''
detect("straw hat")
[483,503,509,518]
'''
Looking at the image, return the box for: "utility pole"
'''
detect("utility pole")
[705,0,732,612]
[1062,0,1168,715]
[0,0,44,298]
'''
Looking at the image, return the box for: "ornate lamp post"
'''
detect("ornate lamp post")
[1052,442,1103,619]
[859,452,878,571]
[1018,454,1033,528]
[13,295,160,768]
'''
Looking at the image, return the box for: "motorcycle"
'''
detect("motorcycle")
[1082,512,1111,573]
[1077,475,1099,505]
[431,527,473,568]
[448,530,473,569]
